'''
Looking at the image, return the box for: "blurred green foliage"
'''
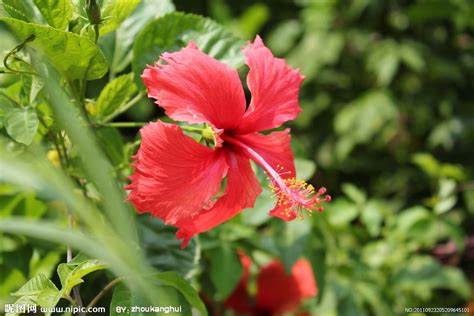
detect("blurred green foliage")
[0,0,473,315]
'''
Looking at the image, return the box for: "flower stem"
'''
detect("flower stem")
[87,277,125,309]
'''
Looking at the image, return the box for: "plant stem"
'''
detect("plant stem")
[57,130,85,316]
[87,277,125,309]
[102,122,148,128]
[3,34,37,75]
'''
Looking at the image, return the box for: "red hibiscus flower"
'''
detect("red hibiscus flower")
[225,254,318,315]
[126,36,330,247]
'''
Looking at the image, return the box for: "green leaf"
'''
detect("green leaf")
[276,219,311,272]
[334,90,398,158]
[110,282,193,316]
[99,0,175,74]
[32,0,72,29]
[11,271,54,298]
[295,158,316,181]
[132,12,245,87]
[464,189,474,214]
[326,198,359,226]
[95,73,137,122]
[110,283,134,316]
[99,0,140,36]
[154,272,207,316]
[5,107,39,145]
[341,183,366,205]
[242,187,274,226]
[393,255,471,301]
[209,244,243,300]
[2,0,36,22]
[0,17,107,80]
[411,152,440,178]
[366,39,399,86]
[57,259,106,297]
[361,200,384,237]
[138,216,199,278]
[96,127,125,166]
[10,273,62,310]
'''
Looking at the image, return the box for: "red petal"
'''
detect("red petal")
[235,130,298,220]
[126,121,228,225]
[175,150,261,247]
[236,36,304,134]
[293,259,318,298]
[236,129,295,176]
[142,43,246,130]
[256,259,317,314]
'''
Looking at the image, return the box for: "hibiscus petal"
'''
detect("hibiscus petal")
[236,36,304,134]
[126,120,228,225]
[236,129,296,175]
[176,150,261,247]
[142,43,246,130]
[256,259,317,314]
[235,130,298,220]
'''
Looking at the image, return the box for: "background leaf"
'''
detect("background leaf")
[5,107,38,145]
[95,73,137,122]
[132,12,245,87]
[32,0,72,30]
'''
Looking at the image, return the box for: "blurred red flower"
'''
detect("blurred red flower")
[127,36,330,247]
[225,253,318,315]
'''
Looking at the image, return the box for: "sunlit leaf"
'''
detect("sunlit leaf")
[132,12,245,87]
[32,0,72,29]
[0,17,107,80]
[5,107,38,145]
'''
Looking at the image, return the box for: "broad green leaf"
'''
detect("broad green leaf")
[5,107,39,145]
[242,187,274,226]
[95,73,137,122]
[209,244,243,300]
[2,0,37,22]
[393,255,470,301]
[110,282,193,316]
[411,152,440,178]
[326,198,359,226]
[99,0,140,36]
[11,273,58,297]
[57,259,106,297]
[0,17,107,80]
[355,282,393,316]
[341,183,366,205]
[276,219,311,272]
[132,12,245,87]
[334,90,398,158]
[99,0,175,73]
[138,216,199,278]
[464,190,474,214]
[110,283,140,316]
[96,127,125,166]
[154,272,207,316]
[366,39,399,86]
[361,200,384,237]
[32,0,72,29]
[295,158,316,181]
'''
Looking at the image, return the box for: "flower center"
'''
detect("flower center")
[222,135,330,219]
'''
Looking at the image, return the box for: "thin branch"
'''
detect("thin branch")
[101,122,148,128]
[87,277,125,309]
